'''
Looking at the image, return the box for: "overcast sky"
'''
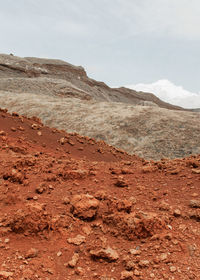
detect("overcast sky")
[0,0,200,105]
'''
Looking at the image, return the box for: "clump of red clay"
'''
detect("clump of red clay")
[0,108,200,280]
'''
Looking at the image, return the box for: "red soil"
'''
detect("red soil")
[0,108,200,280]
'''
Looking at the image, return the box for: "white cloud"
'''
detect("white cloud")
[126,79,200,109]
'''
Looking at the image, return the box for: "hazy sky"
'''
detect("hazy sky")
[0,0,200,93]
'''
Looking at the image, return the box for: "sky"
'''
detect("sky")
[0,0,200,108]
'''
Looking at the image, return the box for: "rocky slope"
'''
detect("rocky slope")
[0,54,183,109]
[0,54,200,160]
[0,90,200,160]
[0,109,200,280]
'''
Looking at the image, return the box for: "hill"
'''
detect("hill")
[0,109,200,279]
[0,54,200,160]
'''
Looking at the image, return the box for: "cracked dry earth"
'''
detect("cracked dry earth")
[0,108,200,280]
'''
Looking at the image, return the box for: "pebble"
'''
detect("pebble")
[67,235,86,245]
[0,130,6,136]
[139,260,150,268]
[0,271,14,277]
[89,246,119,262]
[189,200,200,208]
[68,253,79,268]
[57,251,62,257]
[120,270,133,279]
[114,177,128,188]
[174,209,181,217]
[25,248,38,259]
[160,253,168,261]
[129,249,141,255]
[133,269,140,276]
[170,266,177,272]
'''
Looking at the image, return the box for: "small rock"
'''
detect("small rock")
[170,266,176,272]
[71,194,99,220]
[129,196,136,205]
[133,269,140,276]
[159,201,170,211]
[67,139,75,146]
[139,260,150,268]
[115,177,128,188]
[129,249,141,255]
[160,253,168,261]
[120,270,133,279]
[192,169,200,174]
[188,244,196,257]
[121,168,133,174]
[0,130,6,136]
[174,209,181,217]
[25,248,38,259]
[189,200,200,208]
[0,271,14,277]
[90,246,119,262]
[59,137,66,145]
[124,258,135,271]
[63,196,70,205]
[75,266,84,276]
[142,165,156,173]
[35,184,46,194]
[57,251,62,257]
[192,193,198,197]
[31,124,39,130]
[68,253,79,268]
[82,225,92,235]
[67,235,86,245]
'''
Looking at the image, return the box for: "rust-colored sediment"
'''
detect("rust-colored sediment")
[0,108,199,279]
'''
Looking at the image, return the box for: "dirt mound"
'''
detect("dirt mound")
[0,109,200,279]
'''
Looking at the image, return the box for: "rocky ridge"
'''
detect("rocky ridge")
[0,54,184,108]
[0,54,200,160]
[0,109,200,279]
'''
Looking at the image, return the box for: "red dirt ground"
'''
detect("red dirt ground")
[0,108,200,280]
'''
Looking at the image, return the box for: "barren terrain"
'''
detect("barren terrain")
[0,109,200,279]
[0,91,200,159]
[1,54,200,160]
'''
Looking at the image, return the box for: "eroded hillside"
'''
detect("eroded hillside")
[0,109,200,279]
[0,54,183,108]
[0,91,200,159]
[0,54,200,160]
